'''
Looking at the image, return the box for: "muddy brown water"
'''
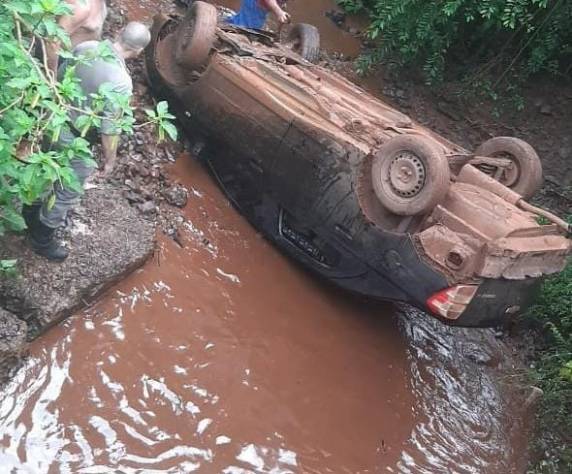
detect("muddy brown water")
[0,1,532,472]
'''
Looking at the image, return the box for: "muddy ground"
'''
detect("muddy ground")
[0,185,155,378]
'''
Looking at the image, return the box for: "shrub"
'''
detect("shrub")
[527,261,572,472]
[0,0,175,269]
[338,0,572,85]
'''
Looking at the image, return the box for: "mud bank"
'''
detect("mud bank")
[0,185,155,379]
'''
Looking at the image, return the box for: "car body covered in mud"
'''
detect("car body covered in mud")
[146,3,572,327]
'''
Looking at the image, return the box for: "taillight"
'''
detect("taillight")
[426,285,478,320]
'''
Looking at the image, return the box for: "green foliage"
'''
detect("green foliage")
[338,0,572,85]
[527,261,572,473]
[0,259,18,277]
[145,101,178,142]
[0,0,176,241]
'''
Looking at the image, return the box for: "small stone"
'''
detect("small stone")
[135,164,150,178]
[163,185,189,208]
[123,190,144,204]
[137,200,156,214]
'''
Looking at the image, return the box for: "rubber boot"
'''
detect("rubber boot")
[25,206,69,261]
[22,203,42,229]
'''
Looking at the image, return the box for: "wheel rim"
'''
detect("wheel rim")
[388,151,426,198]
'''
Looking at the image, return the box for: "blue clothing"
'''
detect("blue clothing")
[227,0,268,29]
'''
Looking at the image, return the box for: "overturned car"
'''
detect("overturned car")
[146,2,571,327]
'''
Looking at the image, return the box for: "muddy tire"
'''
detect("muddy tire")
[372,136,451,216]
[474,137,543,200]
[176,1,218,71]
[286,23,320,63]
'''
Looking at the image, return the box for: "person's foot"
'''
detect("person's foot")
[30,236,69,261]
[25,207,69,261]
[102,162,115,177]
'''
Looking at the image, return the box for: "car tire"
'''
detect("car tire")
[176,0,218,71]
[286,23,320,63]
[372,135,451,216]
[474,137,543,200]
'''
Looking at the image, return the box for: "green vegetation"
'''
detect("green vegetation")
[527,261,572,473]
[337,0,572,88]
[0,0,175,271]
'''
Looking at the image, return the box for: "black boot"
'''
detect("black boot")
[25,206,69,261]
[22,203,42,228]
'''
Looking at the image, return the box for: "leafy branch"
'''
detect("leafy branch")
[0,0,177,265]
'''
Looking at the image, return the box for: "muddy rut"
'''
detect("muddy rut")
[0,1,532,473]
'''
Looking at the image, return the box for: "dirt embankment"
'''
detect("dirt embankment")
[0,186,156,382]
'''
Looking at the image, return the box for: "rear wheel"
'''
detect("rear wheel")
[176,0,218,71]
[285,23,320,63]
[372,135,451,216]
[474,137,543,200]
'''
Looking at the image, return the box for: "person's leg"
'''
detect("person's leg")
[28,158,94,261]
[39,158,94,229]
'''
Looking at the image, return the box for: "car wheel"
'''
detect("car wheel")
[474,137,543,200]
[176,1,218,71]
[372,135,451,216]
[286,23,320,63]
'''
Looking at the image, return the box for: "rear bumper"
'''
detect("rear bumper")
[452,277,541,327]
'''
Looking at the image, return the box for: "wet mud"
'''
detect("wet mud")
[0,0,536,472]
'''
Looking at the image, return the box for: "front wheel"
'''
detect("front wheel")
[175,0,218,71]
[285,23,320,63]
[371,135,451,216]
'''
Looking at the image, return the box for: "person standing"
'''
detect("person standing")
[177,0,291,29]
[46,0,108,74]
[23,22,151,261]
[227,0,291,29]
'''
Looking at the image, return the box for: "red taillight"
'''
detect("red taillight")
[426,285,478,320]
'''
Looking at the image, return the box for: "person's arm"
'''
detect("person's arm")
[261,0,290,24]
[99,81,132,176]
[100,133,119,176]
